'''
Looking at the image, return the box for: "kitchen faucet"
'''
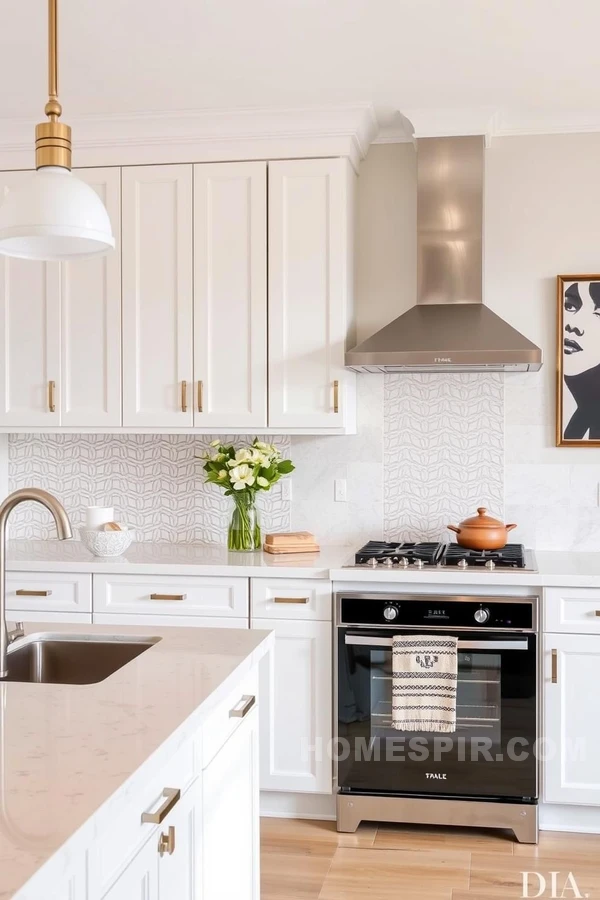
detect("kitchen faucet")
[0,489,72,677]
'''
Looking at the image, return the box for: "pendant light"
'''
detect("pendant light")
[0,0,114,260]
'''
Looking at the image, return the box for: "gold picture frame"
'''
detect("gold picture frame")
[557,274,600,446]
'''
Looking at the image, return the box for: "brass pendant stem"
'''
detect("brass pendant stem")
[35,0,71,170]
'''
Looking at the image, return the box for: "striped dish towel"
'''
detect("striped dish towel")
[391,635,458,733]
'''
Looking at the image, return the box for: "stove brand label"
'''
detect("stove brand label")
[425,773,447,780]
[434,357,452,363]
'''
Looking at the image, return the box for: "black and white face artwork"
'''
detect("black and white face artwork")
[560,278,600,442]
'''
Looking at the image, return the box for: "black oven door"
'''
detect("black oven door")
[337,628,538,801]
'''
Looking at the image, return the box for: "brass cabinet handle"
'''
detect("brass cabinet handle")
[273,596,309,604]
[48,380,56,413]
[16,589,52,597]
[333,380,339,413]
[150,593,187,601]
[181,380,188,413]
[551,649,558,684]
[197,380,203,413]
[141,787,181,824]
[595,611,600,617]
[158,825,176,857]
[229,694,256,719]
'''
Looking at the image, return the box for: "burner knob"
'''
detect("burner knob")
[485,559,496,570]
[398,558,409,569]
[413,559,424,569]
[383,558,394,568]
[474,608,490,624]
[367,557,379,567]
[457,558,468,569]
[383,605,398,622]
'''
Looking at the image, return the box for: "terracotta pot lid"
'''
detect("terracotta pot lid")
[458,507,506,529]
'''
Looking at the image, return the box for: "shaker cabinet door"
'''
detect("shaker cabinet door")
[268,158,353,429]
[194,162,267,428]
[60,167,122,427]
[122,164,193,427]
[0,172,60,427]
[102,835,159,900]
[544,633,600,805]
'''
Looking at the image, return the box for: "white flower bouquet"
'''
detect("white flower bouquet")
[200,439,294,551]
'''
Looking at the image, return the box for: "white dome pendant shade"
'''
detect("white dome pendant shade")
[0,0,114,261]
[0,167,115,260]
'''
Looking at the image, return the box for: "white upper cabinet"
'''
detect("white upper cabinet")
[194,162,267,428]
[0,172,60,427]
[268,158,355,430]
[122,165,193,427]
[60,168,122,427]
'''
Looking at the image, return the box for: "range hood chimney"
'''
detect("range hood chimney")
[345,135,542,373]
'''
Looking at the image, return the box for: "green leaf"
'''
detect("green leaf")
[278,459,294,474]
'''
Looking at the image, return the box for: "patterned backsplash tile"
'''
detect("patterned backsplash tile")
[384,373,504,542]
[8,434,291,542]
[7,375,504,545]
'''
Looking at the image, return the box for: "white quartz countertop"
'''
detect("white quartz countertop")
[6,540,352,578]
[8,540,600,587]
[0,622,272,900]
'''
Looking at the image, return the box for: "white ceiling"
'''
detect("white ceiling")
[2,0,600,134]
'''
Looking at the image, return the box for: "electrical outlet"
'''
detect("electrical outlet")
[334,478,347,502]
[281,479,292,502]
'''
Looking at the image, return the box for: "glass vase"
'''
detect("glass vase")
[228,493,261,552]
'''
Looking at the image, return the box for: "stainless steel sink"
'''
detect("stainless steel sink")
[1,634,161,684]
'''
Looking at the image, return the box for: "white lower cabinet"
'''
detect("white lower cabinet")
[201,706,260,900]
[254,617,332,794]
[544,633,600,805]
[102,835,159,900]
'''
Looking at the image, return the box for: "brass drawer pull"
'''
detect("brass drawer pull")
[48,380,56,413]
[181,380,188,413]
[158,825,176,857]
[551,649,558,684]
[16,589,52,597]
[198,380,203,413]
[273,596,309,604]
[141,787,181,824]
[595,610,600,617]
[333,379,339,413]
[229,694,256,719]
[150,593,187,601]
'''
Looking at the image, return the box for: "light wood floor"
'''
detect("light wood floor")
[261,817,600,899]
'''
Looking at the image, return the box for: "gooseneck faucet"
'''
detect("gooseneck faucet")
[0,489,72,677]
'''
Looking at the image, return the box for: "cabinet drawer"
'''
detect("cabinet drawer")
[93,574,248,618]
[5,572,92,614]
[251,578,331,621]
[91,738,196,897]
[202,668,259,769]
[545,587,600,634]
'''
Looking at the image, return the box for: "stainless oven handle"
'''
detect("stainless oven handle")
[344,635,529,650]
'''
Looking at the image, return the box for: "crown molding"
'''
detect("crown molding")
[0,103,379,172]
[375,106,600,145]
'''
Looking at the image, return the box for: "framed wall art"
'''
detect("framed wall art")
[557,274,600,446]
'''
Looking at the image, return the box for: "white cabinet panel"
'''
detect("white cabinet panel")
[544,633,600,805]
[545,587,600,635]
[201,706,259,900]
[194,162,267,428]
[102,836,158,900]
[0,172,60,426]
[60,168,121,427]
[93,574,248,618]
[251,577,331,621]
[268,158,354,430]
[122,165,193,427]
[254,617,332,793]
[6,572,92,614]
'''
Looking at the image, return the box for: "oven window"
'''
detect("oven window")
[370,650,501,743]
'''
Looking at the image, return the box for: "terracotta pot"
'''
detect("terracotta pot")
[447,507,517,551]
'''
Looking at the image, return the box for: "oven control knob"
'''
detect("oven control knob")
[383,605,398,622]
[383,558,394,568]
[474,608,490,624]
[413,559,425,569]
[367,557,379,567]
[398,558,409,568]
[457,558,468,569]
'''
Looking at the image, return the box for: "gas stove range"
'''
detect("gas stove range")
[350,541,537,572]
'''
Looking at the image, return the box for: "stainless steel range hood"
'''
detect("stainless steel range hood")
[346,135,542,373]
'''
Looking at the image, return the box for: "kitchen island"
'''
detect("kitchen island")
[0,622,272,899]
